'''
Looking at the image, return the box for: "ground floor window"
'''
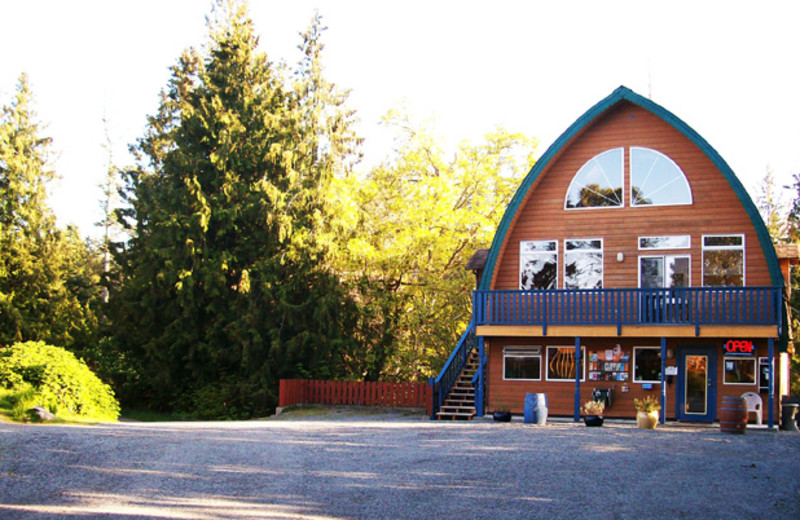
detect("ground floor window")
[633,347,661,382]
[546,346,585,381]
[503,347,541,381]
[723,356,756,384]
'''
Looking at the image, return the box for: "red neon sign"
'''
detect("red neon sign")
[724,340,755,355]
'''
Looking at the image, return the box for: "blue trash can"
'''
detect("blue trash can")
[524,393,548,425]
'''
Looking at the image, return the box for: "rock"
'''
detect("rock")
[27,406,57,422]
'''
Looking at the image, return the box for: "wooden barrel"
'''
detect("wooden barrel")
[719,396,747,434]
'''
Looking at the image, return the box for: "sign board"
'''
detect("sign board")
[665,366,678,376]
[723,340,755,356]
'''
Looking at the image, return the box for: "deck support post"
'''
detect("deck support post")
[768,337,775,429]
[475,336,485,417]
[660,337,667,424]
[574,336,581,422]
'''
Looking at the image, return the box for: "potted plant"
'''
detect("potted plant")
[492,403,512,422]
[583,399,605,427]
[633,395,661,429]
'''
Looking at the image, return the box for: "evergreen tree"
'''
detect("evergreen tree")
[111,1,360,417]
[0,75,101,351]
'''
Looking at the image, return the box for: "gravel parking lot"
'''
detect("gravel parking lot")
[0,409,798,519]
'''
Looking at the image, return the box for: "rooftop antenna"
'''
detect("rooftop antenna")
[647,58,653,99]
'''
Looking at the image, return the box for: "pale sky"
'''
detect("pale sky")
[2,0,799,238]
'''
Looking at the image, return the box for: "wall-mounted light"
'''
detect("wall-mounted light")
[617,252,624,262]
[667,348,675,359]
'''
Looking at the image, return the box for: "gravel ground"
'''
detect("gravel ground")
[0,408,798,519]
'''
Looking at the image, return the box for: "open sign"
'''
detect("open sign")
[724,340,755,355]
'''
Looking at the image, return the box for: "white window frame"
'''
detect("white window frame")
[723,356,757,386]
[638,235,691,250]
[503,347,542,381]
[564,148,625,210]
[519,240,558,290]
[545,346,586,382]
[633,346,661,383]
[629,147,693,207]
[564,238,604,289]
[638,254,691,288]
[702,234,746,286]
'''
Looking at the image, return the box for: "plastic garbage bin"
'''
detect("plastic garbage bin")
[780,403,799,432]
[524,393,548,425]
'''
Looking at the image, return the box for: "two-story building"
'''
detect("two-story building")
[433,86,794,427]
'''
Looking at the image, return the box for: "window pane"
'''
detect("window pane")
[521,254,557,290]
[521,241,556,253]
[704,235,743,247]
[639,235,690,249]
[565,148,623,209]
[724,358,755,384]
[631,148,692,206]
[634,348,661,382]
[566,239,602,251]
[520,241,557,290]
[547,347,579,380]
[565,252,603,289]
[703,249,743,286]
[505,355,541,380]
[640,257,663,288]
[666,256,690,288]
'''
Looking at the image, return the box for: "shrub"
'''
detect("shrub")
[0,341,120,421]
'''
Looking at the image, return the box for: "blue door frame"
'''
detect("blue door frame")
[676,347,717,422]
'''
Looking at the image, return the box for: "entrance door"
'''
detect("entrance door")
[676,347,716,421]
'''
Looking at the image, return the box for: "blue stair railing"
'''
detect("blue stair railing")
[471,337,486,417]
[430,322,476,419]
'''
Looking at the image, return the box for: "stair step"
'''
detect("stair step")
[436,412,475,420]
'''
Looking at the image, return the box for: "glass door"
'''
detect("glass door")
[677,347,716,421]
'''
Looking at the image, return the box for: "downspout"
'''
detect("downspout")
[660,337,667,424]
[574,336,581,422]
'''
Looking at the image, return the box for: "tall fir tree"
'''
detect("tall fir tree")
[0,74,101,351]
[111,1,360,417]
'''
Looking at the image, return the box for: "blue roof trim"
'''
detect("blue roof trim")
[479,85,783,292]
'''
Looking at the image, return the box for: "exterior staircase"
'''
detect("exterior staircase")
[436,349,479,420]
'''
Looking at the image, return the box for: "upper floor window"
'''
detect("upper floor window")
[703,234,744,286]
[565,148,624,209]
[630,147,692,206]
[564,239,603,289]
[520,240,557,290]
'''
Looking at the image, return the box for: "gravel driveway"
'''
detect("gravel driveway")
[0,410,798,519]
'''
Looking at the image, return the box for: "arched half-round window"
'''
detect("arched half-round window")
[564,148,624,209]
[630,147,692,206]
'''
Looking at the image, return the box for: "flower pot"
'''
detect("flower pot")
[584,415,604,427]
[493,411,512,422]
[636,410,659,429]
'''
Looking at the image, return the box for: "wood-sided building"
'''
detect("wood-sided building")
[432,86,795,427]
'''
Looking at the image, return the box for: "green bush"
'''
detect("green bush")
[0,341,120,422]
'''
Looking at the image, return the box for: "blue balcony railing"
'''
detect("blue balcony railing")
[473,286,782,335]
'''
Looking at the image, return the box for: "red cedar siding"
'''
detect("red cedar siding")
[491,101,769,291]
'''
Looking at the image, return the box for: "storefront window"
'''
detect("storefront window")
[546,346,585,381]
[503,347,541,381]
[520,240,557,290]
[723,357,756,384]
[633,347,662,382]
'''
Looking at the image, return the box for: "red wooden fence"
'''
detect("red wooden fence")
[279,379,432,415]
